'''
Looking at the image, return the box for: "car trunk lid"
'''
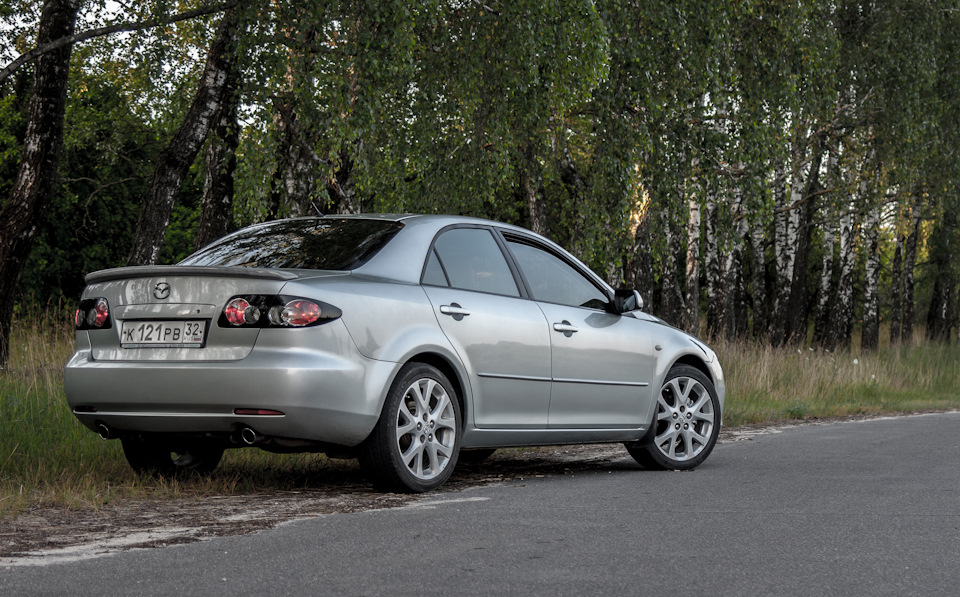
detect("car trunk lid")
[78,266,328,362]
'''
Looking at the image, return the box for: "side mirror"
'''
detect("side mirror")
[613,289,643,314]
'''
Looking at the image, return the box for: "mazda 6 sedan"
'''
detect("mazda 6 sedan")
[65,214,724,492]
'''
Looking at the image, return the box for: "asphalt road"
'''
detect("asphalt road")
[3,412,960,596]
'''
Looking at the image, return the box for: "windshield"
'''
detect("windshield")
[179,218,404,270]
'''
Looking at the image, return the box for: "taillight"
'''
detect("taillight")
[75,297,112,330]
[269,299,321,327]
[219,295,340,328]
[224,297,261,326]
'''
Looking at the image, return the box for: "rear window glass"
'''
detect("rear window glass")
[179,218,404,270]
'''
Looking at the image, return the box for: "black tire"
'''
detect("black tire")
[121,437,224,476]
[625,364,720,470]
[360,363,462,492]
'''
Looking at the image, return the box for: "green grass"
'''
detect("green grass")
[2,308,960,517]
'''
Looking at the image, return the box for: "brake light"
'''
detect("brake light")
[218,295,340,328]
[270,300,321,327]
[76,297,112,330]
[224,297,261,326]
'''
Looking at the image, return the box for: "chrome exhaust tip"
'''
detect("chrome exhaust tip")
[240,427,263,445]
[96,423,111,440]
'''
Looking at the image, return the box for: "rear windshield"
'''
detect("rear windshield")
[179,218,404,270]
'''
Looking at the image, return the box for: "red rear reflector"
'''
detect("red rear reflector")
[234,408,285,416]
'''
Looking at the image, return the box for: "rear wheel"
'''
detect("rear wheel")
[121,437,224,476]
[360,363,461,492]
[626,365,720,470]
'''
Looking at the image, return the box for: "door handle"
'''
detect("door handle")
[440,303,471,320]
[553,321,579,335]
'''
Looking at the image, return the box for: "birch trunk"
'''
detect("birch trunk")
[723,185,749,341]
[326,147,358,214]
[195,57,242,250]
[523,147,549,237]
[749,224,767,339]
[889,234,903,344]
[901,196,923,345]
[786,143,825,345]
[770,163,799,344]
[812,218,836,347]
[682,193,701,336]
[704,197,721,337]
[128,6,239,265]
[925,205,956,342]
[659,206,685,327]
[0,0,81,368]
[861,204,881,350]
[624,198,655,314]
[826,208,855,351]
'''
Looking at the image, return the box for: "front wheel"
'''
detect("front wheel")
[626,364,720,470]
[360,363,461,492]
[121,437,224,476]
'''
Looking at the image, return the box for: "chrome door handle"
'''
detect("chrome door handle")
[553,321,579,334]
[440,304,471,318]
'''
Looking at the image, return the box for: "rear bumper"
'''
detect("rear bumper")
[65,335,401,448]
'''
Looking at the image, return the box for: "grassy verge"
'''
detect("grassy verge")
[717,339,960,426]
[2,309,960,517]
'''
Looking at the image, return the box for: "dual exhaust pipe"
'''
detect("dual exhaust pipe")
[94,422,266,446]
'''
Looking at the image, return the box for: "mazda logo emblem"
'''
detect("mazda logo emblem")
[154,282,171,300]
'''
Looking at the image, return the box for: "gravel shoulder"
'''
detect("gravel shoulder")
[0,415,930,566]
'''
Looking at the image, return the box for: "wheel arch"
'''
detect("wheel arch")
[404,351,469,421]
[670,354,714,385]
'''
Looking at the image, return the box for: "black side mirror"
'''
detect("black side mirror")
[613,289,643,314]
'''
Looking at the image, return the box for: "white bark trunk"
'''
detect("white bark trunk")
[683,193,701,336]
[861,204,881,350]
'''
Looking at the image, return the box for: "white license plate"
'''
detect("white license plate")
[120,320,206,348]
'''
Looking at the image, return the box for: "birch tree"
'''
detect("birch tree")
[0,0,81,368]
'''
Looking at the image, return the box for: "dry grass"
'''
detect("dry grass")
[716,336,960,426]
[2,308,960,516]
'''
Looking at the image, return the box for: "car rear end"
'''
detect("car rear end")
[65,265,391,450]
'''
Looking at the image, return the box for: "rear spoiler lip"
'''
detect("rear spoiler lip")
[84,265,300,284]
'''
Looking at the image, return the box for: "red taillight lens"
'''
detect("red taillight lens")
[76,298,112,330]
[219,295,339,328]
[224,298,260,326]
[84,298,110,328]
[270,300,321,327]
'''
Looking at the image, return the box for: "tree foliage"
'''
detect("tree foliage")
[3,0,960,362]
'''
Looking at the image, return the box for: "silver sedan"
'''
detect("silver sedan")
[65,214,725,492]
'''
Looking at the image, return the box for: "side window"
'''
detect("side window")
[507,240,608,309]
[430,228,520,297]
[422,249,449,287]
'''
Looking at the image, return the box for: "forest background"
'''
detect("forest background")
[2,0,960,369]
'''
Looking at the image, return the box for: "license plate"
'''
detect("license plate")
[120,320,206,348]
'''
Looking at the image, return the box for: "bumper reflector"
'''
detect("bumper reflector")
[234,408,285,416]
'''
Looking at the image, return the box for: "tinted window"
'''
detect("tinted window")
[180,218,403,270]
[432,229,519,296]
[422,249,449,286]
[507,240,608,309]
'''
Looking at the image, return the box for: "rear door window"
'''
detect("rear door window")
[426,228,520,297]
